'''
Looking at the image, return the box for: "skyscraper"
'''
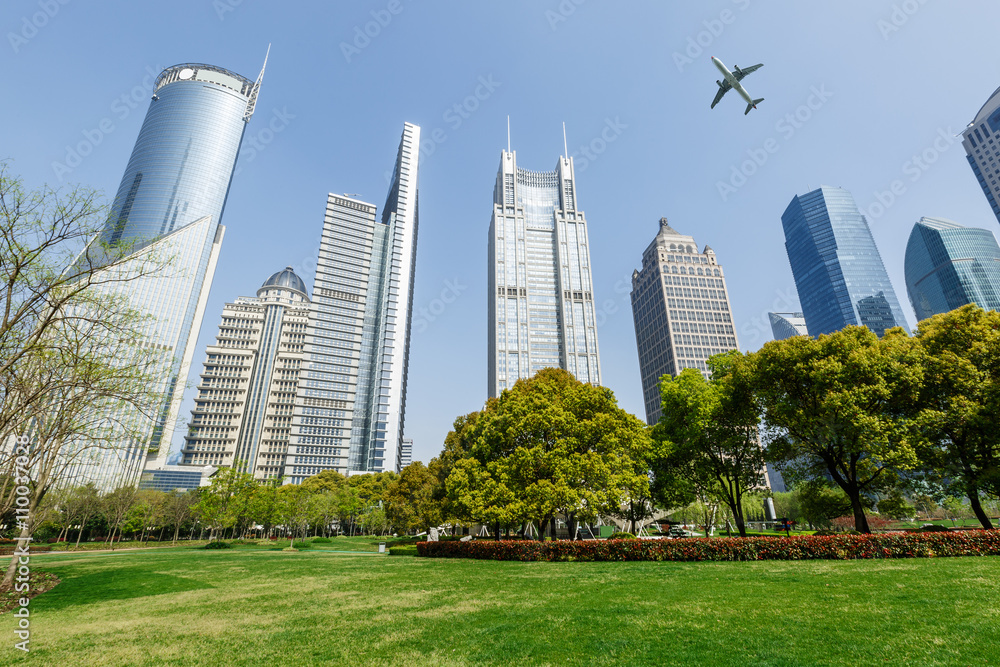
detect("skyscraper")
[181,268,310,479]
[904,217,1000,322]
[768,312,808,340]
[65,59,265,488]
[781,186,908,337]
[963,87,1000,225]
[630,218,739,425]
[487,150,601,397]
[283,123,420,484]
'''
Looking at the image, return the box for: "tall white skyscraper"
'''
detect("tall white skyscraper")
[964,87,1000,226]
[487,150,601,397]
[181,268,310,480]
[630,218,739,425]
[284,123,420,483]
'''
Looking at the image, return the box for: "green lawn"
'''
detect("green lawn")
[3,547,1000,666]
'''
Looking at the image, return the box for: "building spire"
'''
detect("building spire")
[507,115,511,153]
[562,122,568,160]
[243,43,270,122]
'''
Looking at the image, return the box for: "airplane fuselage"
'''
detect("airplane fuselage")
[712,56,753,106]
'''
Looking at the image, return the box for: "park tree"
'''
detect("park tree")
[753,326,924,533]
[102,485,138,548]
[428,411,480,528]
[276,484,313,546]
[651,351,766,537]
[912,305,1000,529]
[446,368,651,541]
[165,490,198,544]
[385,462,441,534]
[196,467,257,540]
[877,490,915,520]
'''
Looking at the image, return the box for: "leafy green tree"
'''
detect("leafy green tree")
[447,368,650,541]
[428,411,480,528]
[754,326,924,533]
[301,469,347,494]
[798,481,854,530]
[913,305,1000,529]
[196,467,257,540]
[385,462,441,534]
[276,484,313,546]
[652,351,766,537]
[877,490,915,520]
[165,490,198,543]
[102,485,138,548]
[942,496,972,526]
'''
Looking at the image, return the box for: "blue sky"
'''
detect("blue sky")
[5,0,1000,465]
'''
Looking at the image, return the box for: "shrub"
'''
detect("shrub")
[415,531,1000,562]
[389,545,418,556]
[920,524,952,532]
[608,532,636,540]
[204,541,231,549]
[311,537,333,543]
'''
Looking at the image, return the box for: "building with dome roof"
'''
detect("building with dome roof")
[629,218,739,424]
[179,267,310,479]
[963,86,1000,225]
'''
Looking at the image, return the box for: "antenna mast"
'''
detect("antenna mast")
[562,122,568,160]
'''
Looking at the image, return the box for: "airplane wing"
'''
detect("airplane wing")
[733,63,763,81]
[710,81,731,109]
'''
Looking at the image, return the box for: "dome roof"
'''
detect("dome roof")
[260,266,308,298]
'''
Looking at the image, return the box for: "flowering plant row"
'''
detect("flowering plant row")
[415,531,1000,562]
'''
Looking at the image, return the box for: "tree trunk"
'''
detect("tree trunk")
[494,522,500,542]
[1,521,32,590]
[76,513,90,548]
[967,485,994,529]
[550,517,557,541]
[173,524,181,544]
[567,512,577,541]
[848,493,871,533]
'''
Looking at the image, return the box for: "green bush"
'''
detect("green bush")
[389,545,418,556]
[608,532,636,540]
[311,537,333,543]
[920,524,952,532]
[204,540,231,549]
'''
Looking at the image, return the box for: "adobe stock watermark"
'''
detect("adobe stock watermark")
[385,75,502,184]
[213,0,244,21]
[717,85,834,202]
[739,285,798,346]
[570,117,627,172]
[234,107,295,176]
[861,127,957,222]
[545,0,587,31]
[593,273,633,327]
[8,0,71,54]
[12,434,32,653]
[672,0,752,73]
[340,0,408,63]
[412,278,467,334]
[51,65,164,181]
[877,0,930,40]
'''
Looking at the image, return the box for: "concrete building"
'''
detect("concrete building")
[630,218,739,425]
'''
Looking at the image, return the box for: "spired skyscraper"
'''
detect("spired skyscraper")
[962,87,1000,225]
[284,123,420,483]
[630,218,739,425]
[487,149,601,397]
[65,59,266,489]
[904,217,1000,322]
[781,186,908,337]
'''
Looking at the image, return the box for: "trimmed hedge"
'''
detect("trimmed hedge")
[415,531,1000,562]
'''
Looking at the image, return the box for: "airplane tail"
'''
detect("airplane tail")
[744,98,764,115]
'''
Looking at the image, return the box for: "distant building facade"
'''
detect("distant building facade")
[180,268,310,480]
[963,87,1000,225]
[768,312,808,340]
[138,465,215,493]
[399,438,413,468]
[630,218,739,425]
[487,150,601,397]
[904,217,1000,321]
[283,123,421,483]
[781,186,907,337]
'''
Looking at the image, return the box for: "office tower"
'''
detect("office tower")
[963,88,1000,225]
[283,123,420,484]
[181,268,310,479]
[64,59,266,489]
[399,438,413,468]
[904,217,1000,321]
[768,312,808,340]
[781,186,908,337]
[630,218,739,425]
[487,150,601,397]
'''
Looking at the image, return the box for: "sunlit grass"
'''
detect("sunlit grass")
[3,547,999,665]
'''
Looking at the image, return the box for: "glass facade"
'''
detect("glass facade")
[904,217,1000,321]
[488,151,601,397]
[963,86,1000,225]
[768,312,808,340]
[181,268,310,480]
[138,465,213,492]
[284,123,420,483]
[630,218,739,424]
[781,186,907,337]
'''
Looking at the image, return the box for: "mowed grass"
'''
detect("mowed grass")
[3,548,1000,666]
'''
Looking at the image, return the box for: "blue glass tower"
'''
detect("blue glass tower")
[963,86,1000,225]
[904,217,1000,322]
[781,186,907,337]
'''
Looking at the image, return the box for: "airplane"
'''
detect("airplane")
[710,56,764,115]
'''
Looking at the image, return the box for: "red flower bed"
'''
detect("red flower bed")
[415,531,1000,562]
